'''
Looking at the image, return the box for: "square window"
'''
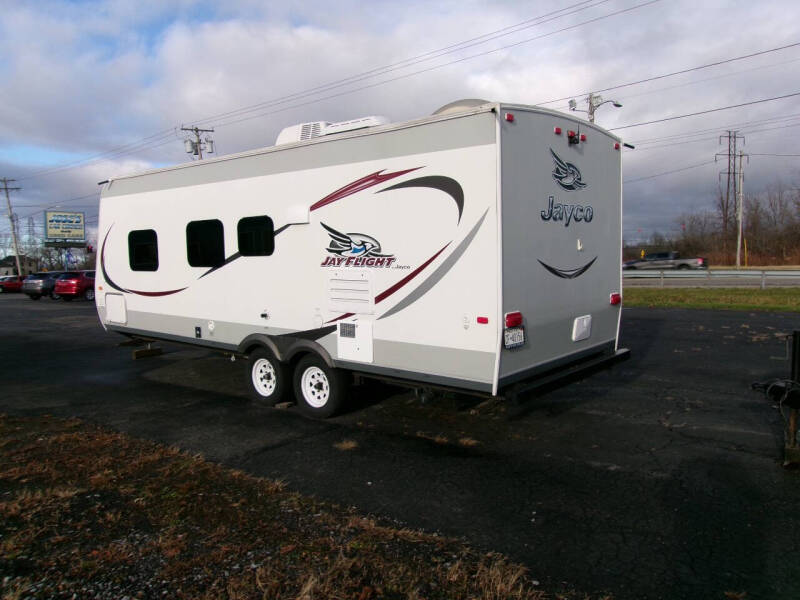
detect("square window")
[187,219,225,267]
[128,229,159,271]
[238,216,274,256]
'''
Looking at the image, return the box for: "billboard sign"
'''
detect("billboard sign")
[45,211,85,243]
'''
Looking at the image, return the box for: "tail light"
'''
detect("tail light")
[698,258,705,265]
[610,292,622,306]
[504,311,525,349]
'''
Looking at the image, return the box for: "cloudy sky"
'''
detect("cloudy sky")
[1,0,799,248]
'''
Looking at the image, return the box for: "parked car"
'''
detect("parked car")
[22,271,68,300]
[54,270,95,301]
[623,251,707,270]
[0,275,26,293]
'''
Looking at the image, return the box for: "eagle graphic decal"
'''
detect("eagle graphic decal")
[550,148,586,191]
[321,222,392,258]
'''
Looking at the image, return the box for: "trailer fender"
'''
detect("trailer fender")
[238,334,283,361]
[278,338,335,369]
[237,334,335,369]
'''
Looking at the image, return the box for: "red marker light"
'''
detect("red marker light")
[554,126,562,135]
[504,112,515,122]
[614,142,620,150]
[505,311,523,328]
[567,130,576,138]
[580,133,586,142]
[610,293,622,306]
[477,316,489,324]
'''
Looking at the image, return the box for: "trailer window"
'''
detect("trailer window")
[237,216,274,256]
[128,229,159,271]
[186,219,225,267]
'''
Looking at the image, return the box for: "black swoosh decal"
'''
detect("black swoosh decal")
[100,225,127,293]
[279,325,337,340]
[199,224,294,278]
[377,176,464,224]
[538,256,597,279]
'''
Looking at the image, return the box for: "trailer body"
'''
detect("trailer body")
[95,101,625,411]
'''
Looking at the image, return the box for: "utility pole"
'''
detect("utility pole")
[716,131,745,260]
[181,126,215,160]
[735,150,749,268]
[1,178,23,278]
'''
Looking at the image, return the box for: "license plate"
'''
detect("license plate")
[504,327,525,349]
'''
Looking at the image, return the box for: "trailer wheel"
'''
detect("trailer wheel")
[247,348,288,405]
[293,354,348,418]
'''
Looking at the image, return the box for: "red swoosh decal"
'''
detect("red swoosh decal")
[309,168,422,212]
[375,243,450,304]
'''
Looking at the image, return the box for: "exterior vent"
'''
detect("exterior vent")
[276,115,389,145]
[300,122,324,140]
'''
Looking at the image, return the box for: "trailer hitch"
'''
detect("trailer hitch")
[752,331,800,466]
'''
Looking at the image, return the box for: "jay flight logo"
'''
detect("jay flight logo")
[320,222,397,268]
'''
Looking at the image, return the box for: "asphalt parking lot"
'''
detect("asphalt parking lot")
[1,293,799,599]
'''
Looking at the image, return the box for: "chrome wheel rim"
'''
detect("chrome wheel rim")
[252,358,277,397]
[301,366,329,408]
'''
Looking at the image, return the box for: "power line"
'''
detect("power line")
[208,0,663,130]
[189,0,612,127]
[537,40,800,106]
[16,129,179,182]
[630,112,800,144]
[749,153,800,157]
[623,160,716,184]
[630,120,800,152]
[611,91,800,131]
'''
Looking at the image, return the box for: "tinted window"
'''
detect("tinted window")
[58,272,78,280]
[238,216,274,256]
[85,271,95,279]
[187,219,225,267]
[129,229,159,271]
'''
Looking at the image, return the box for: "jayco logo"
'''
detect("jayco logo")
[550,148,586,191]
[540,196,594,226]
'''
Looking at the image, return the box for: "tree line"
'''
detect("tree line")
[626,181,800,266]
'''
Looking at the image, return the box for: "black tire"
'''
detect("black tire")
[293,354,349,418]
[247,347,288,405]
[50,293,60,300]
[29,294,41,300]
[677,264,690,270]
[84,288,95,301]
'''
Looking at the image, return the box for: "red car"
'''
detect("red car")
[54,271,96,301]
[0,275,26,293]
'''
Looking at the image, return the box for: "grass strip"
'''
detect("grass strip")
[622,287,800,312]
[0,414,600,600]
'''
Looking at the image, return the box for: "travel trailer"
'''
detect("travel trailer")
[95,99,628,417]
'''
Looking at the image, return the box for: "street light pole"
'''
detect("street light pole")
[570,93,622,123]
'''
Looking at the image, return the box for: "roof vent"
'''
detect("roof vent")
[276,115,389,145]
[433,98,491,116]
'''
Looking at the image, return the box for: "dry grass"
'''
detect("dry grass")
[0,414,587,599]
[458,437,481,447]
[333,438,359,451]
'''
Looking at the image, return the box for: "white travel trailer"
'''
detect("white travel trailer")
[95,99,628,417]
